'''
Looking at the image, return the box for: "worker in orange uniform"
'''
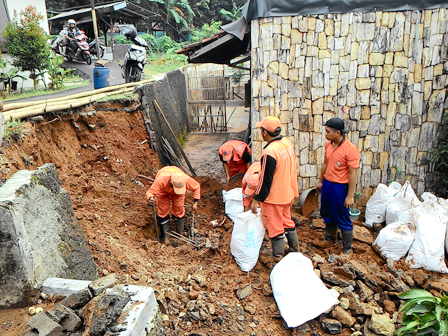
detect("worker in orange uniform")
[242,162,261,211]
[218,140,252,182]
[146,166,201,243]
[251,116,299,262]
[316,118,360,254]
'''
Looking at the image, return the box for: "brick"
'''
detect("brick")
[88,273,119,297]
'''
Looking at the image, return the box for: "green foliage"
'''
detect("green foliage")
[113,35,132,45]
[139,33,156,48]
[0,55,28,95]
[190,20,222,42]
[430,114,448,198]
[230,67,245,85]
[47,53,73,90]
[154,35,181,53]
[397,289,448,336]
[2,6,50,89]
[3,118,24,140]
[219,1,242,22]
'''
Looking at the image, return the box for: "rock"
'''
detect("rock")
[88,274,118,297]
[320,317,342,334]
[353,225,374,244]
[312,218,326,229]
[245,302,257,315]
[188,291,200,300]
[357,280,374,301]
[236,285,252,300]
[82,286,131,336]
[368,313,395,336]
[52,304,82,332]
[331,306,356,327]
[383,300,396,316]
[312,254,326,264]
[28,312,64,336]
[320,263,356,287]
[351,332,363,336]
[428,279,448,293]
[262,284,273,296]
[412,269,428,287]
[60,288,92,309]
[192,274,206,287]
[340,298,350,309]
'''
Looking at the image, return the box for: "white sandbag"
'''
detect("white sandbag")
[365,182,400,226]
[421,192,437,203]
[385,181,421,225]
[405,200,448,273]
[270,253,338,328]
[222,188,244,222]
[438,198,448,254]
[230,210,265,272]
[373,221,416,261]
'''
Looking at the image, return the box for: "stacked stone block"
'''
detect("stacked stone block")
[251,9,448,200]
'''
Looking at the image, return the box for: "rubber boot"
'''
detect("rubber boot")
[341,230,353,254]
[157,216,170,244]
[174,216,185,235]
[285,228,299,253]
[324,222,338,243]
[270,234,285,259]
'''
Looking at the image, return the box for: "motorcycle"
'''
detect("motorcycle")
[119,25,150,83]
[89,39,105,59]
[52,31,92,65]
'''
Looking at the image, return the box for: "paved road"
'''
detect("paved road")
[4,59,126,104]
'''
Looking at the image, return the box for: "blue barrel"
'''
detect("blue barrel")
[93,66,110,89]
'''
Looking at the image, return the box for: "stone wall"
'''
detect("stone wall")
[251,9,448,201]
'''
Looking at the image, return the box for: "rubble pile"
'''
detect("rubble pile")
[26,274,160,336]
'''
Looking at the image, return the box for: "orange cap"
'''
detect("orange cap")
[244,173,260,196]
[220,143,233,161]
[171,172,187,195]
[255,116,281,133]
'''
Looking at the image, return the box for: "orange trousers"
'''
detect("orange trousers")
[260,202,295,238]
[229,161,248,179]
[156,192,186,218]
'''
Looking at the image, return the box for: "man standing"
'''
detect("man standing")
[218,140,251,182]
[316,118,360,254]
[242,162,261,211]
[251,116,299,261]
[146,166,200,243]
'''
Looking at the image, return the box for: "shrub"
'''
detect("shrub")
[190,20,222,43]
[2,6,50,89]
[154,35,180,53]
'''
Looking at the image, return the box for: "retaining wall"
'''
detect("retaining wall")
[251,9,448,201]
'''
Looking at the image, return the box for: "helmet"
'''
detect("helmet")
[68,19,76,26]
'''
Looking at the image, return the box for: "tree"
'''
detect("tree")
[2,6,50,89]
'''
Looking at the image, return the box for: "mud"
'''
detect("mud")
[1,103,448,335]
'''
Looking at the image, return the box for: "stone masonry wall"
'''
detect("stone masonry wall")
[251,9,448,202]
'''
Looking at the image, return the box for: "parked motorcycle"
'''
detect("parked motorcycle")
[119,25,149,83]
[89,39,105,59]
[52,31,92,65]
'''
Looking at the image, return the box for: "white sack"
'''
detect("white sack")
[373,221,416,261]
[230,210,265,272]
[222,188,244,222]
[421,192,437,203]
[405,200,448,273]
[438,198,448,254]
[365,182,400,226]
[270,253,338,328]
[386,181,421,225]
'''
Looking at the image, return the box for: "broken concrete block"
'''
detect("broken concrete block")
[60,288,92,309]
[0,164,98,308]
[368,313,395,336]
[236,284,252,300]
[88,273,119,297]
[353,225,374,244]
[357,280,374,301]
[311,218,326,229]
[320,317,342,334]
[53,304,82,332]
[28,312,64,336]
[42,278,92,298]
[83,286,131,336]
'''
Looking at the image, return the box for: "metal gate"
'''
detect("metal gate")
[186,70,227,133]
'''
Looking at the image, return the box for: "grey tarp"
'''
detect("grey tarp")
[223,0,448,40]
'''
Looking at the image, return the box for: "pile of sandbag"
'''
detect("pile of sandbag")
[370,183,448,273]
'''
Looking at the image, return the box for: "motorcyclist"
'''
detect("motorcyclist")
[52,19,81,55]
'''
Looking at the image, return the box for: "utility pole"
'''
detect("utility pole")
[90,0,101,59]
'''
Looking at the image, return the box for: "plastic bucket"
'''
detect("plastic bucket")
[298,188,318,217]
[93,66,110,89]
[349,208,361,221]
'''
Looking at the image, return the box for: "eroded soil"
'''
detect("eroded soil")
[0,102,445,336]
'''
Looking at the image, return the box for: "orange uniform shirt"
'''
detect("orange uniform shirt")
[324,139,360,184]
[146,166,201,200]
[242,162,261,197]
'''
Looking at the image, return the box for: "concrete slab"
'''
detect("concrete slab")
[226,105,249,133]
[42,278,91,298]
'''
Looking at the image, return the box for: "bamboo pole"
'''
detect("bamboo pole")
[2,79,154,112]
[3,87,135,120]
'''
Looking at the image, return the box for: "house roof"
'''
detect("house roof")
[48,1,158,24]
[176,30,250,65]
